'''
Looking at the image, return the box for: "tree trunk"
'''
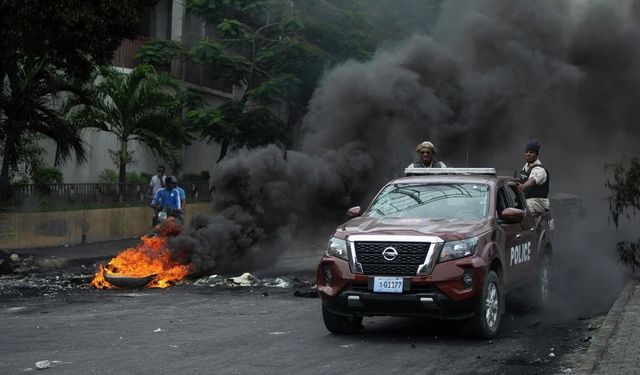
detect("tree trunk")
[287,104,305,149]
[217,139,229,162]
[118,139,128,202]
[0,139,13,186]
[0,133,15,207]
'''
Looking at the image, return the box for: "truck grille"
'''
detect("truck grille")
[354,241,430,276]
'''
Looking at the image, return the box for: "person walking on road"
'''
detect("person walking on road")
[146,165,166,199]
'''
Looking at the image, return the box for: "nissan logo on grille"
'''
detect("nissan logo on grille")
[382,247,398,261]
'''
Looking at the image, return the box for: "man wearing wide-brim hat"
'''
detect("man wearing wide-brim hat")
[407,141,446,168]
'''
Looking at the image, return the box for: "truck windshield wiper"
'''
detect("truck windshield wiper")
[392,188,423,204]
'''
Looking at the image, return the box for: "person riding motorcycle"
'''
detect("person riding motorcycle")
[150,175,183,225]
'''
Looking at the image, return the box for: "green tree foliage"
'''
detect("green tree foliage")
[0,0,157,204]
[0,57,88,188]
[181,170,211,183]
[31,166,64,185]
[99,169,149,184]
[136,0,444,161]
[186,101,287,161]
[606,157,640,269]
[99,169,119,183]
[0,0,157,81]
[0,135,45,184]
[134,39,182,66]
[69,65,189,184]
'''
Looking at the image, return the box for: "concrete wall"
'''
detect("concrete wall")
[0,202,213,249]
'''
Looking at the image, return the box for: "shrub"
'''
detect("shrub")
[126,171,148,184]
[181,170,210,183]
[99,169,150,184]
[98,169,118,183]
[31,167,63,185]
[607,157,640,269]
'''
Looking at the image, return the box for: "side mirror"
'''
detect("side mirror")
[499,207,525,223]
[346,206,361,218]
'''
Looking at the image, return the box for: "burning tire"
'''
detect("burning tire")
[322,304,363,334]
[470,270,503,339]
[102,272,157,289]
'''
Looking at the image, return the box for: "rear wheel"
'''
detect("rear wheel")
[322,304,363,334]
[529,254,552,309]
[470,270,503,339]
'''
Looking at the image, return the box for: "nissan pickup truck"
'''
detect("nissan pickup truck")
[317,168,554,339]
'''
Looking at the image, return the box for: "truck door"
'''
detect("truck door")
[496,185,530,289]
[513,187,539,281]
[503,185,535,282]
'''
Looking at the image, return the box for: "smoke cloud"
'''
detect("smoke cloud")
[171,144,372,275]
[172,0,639,312]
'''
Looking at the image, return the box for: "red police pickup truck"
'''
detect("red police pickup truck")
[316,168,554,339]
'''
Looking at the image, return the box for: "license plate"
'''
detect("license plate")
[373,277,404,293]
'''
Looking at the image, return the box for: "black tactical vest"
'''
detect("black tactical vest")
[413,160,444,168]
[519,164,549,199]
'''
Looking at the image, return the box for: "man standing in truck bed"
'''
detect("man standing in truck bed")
[517,140,550,214]
[408,140,447,168]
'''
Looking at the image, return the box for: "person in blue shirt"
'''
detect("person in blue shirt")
[150,175,183,224]
[174,177,186,210]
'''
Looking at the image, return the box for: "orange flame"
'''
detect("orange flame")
[91,220,190,289]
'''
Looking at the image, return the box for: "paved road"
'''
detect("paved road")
[0,221,627,374]
[0,283,600,375]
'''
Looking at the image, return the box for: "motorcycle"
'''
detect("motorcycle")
[152,206,184,227]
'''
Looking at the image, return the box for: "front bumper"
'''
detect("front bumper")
[317,255,487,319]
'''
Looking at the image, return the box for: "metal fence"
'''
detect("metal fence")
[0,182,211,212]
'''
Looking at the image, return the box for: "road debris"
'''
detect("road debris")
[194,273,312,289]
[228,273,259,286]
[263,277,292,288]
[35,360,50,370]
[587,322,601,331]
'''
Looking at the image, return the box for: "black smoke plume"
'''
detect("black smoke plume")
[173,0,639,308]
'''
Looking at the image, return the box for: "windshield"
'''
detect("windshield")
[365,183,490,219]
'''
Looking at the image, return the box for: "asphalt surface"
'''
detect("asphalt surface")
[0,281,603,375]
[0,221,628,375]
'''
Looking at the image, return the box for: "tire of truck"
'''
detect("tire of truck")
[470,270,503,339]
[529,253,552,310]
[322,304,363,334]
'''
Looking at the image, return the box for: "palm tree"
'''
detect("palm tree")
[0,57,87,199]
[70,64,188,185]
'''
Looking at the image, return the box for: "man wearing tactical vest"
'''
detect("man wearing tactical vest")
[516,140,550,214]
[408,141,447,168]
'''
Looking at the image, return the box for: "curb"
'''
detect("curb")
[577,277,639,375]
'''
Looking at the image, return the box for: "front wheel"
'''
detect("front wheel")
[470,270,503,339]
[322,304,363,334]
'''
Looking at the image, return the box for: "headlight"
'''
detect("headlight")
[328,237,349,260]
[438,236,479,262]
